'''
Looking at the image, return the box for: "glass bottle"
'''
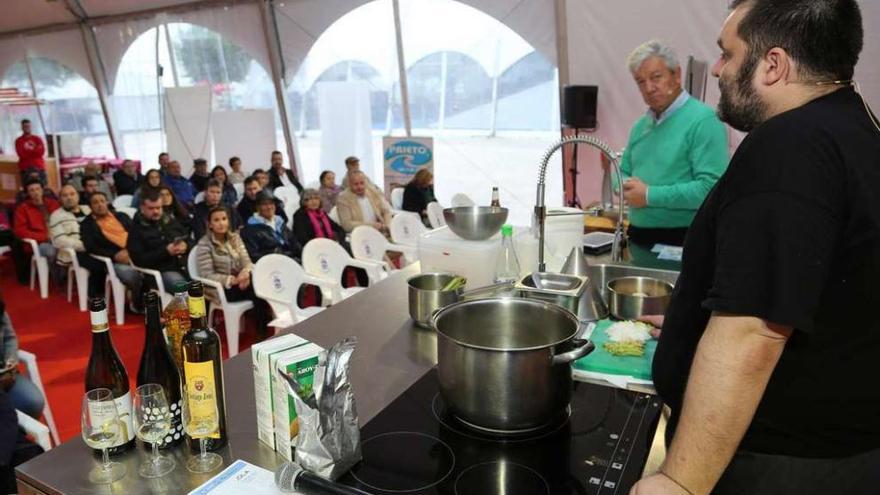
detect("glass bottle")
[163,282,190,372]
[494,224,521,284]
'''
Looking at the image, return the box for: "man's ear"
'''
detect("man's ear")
[759,47,792,87]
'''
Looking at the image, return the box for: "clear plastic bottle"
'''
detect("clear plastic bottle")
[163,282,191,372]
[494,224,521,284]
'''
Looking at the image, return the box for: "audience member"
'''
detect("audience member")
[113,159,142,196]
[127,189,190,289]
[190,158,210,193]
[14,119,46,186]
[254,168,271,191]
[318,170,340,213]
[82,192,145,313]
[73,163,114,201]
[292,189,346,247]
[196,207,270,338]
[13,179,59,269]
[236,176,287,225]
[241,191,300,262]
[228,156,246,184]
[337,171,392,233]
[210,165,238,206]
[158,152,170,177]
[158,185,192,230]
[0,387,43,494]
[192,180,242,241]
[402,168,436,224]
[340,156,380,191]
[268,151,304,193]
[163,160,196,206]
[79,175,100,206]
[0,294,46,419]
[131,169,163,207]
[49,185,105,297]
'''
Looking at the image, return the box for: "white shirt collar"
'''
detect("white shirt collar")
[649,90,690,124]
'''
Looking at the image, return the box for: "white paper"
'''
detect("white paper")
[188,459,296,495]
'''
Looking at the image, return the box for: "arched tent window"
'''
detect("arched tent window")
[2,57,112,158]
[406,51,493,130]
[295,60,387,132]
[496,51,558,131]
[113,22,282,170]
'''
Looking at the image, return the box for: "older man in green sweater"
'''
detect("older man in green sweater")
[619,40,729,249]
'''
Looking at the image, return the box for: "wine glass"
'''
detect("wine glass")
[81,388,127,484]
[182,396,223,473]
[133,383,176,478]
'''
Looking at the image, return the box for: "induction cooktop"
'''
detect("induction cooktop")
[339,369,661,494]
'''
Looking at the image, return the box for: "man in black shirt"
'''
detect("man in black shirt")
[267,150,303,193]
[189,158,210,193]
[236,175,287,225]
[633,1,880,494]
[127,189,190,290]
[112,159,142,196]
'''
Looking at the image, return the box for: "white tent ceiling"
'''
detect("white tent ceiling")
[0,0,203,34]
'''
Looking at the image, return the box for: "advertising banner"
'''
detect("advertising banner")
[382,136,433,200]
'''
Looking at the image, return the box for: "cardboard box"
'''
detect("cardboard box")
[251,334,308,450]
[272,343,324,461]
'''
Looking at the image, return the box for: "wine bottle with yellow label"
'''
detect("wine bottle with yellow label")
[181,281,228,452]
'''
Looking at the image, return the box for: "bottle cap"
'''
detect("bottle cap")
[173,281,189,294]
[501,224,513,236]
[187,280,204,297]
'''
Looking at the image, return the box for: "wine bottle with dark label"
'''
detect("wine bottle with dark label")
[85,297,135,454]
[137,291,184,449]
[181,281,228,452]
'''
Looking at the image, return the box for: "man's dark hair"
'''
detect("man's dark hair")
[206,179,222,190]
[194,158,207,167]
[141,188,162,204]
[255,190,275,205]
[730,0,863,80]
[253,168,266,176]
[229,156,240,166]
[271,150,282,157]
[89,191,108,203]
[158,152,168,160]
[21,119,30,125]
[82,175,98,187]
[344,156,359,166]
[23,177,42,189]
[244,176,259,187]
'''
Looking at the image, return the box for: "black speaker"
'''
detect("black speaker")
[562,85,598,129]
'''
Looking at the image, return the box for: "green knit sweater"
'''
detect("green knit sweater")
[618,97,729,229]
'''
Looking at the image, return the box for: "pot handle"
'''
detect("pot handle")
[551,339,595,365]
[458,281,515,300]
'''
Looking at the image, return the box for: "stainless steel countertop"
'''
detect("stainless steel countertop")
[16,260,669,494]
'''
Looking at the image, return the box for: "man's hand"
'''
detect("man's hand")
[623,177,649,208]
[639,314,665,339]
[237,276,251,290]
[630,473,693,495]
[113,249,131,264]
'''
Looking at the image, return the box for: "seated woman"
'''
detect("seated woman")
[318,171,340,213]
[241,191,301,262]
[196,206,270,340]
[131,169,163,207]
[402,168,436,225]
[211,165,238,206]
[158,185,192,229]
[292,189,347,247]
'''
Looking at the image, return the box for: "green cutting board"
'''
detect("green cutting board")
[573,319,656,380]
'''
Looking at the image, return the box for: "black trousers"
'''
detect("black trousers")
[713,447,880,495]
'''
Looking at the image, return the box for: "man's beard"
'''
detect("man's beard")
[717,54,768,132]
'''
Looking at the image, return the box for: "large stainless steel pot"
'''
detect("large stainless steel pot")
[432,298,594,433]
[407,273,513,327]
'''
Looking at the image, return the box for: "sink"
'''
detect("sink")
[586,264,679,306]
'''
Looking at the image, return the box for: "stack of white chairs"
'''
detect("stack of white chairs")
[351,225,418,273]
[187,250,253,357]
[301,238,384,304]
[252,254,330,333]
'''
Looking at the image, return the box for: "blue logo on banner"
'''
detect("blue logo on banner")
[385,141,432,174]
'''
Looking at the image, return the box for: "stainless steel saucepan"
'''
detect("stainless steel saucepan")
[407,273,513,327]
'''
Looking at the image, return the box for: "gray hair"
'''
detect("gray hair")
[300,188,321,207]
[627,40,679,73]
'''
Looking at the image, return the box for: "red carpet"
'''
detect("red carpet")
[0,257,265,444]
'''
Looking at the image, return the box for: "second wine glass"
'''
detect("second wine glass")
[133,383,176,478]
[81,388,126,484]
[182,396,223,473]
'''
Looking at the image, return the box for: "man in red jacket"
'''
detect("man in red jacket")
[13,179,59,273]
[14,120,46,186]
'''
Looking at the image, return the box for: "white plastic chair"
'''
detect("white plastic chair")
[194,191,205,204]
[252,254,330,332]
[60,248,89,312]
[389,212,428,247]
[351,225,418,272]
[0,246,10,257]
[17,350,60,447]
[130,262,173,308]
[186,249,253,357]
[17,410,51,451]
[112,195,133,210]
[450,193,476,207]
[390,187,404,210]
[90,255,127,325]
[301,238,384,304]
[274,186,300,209]
[115,206,137,219]
[328,206,340,224]
[23,239,49,299]
[426,202,446,229]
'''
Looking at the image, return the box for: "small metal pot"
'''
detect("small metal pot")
[607,276,673,320]
[407,273,513,328]
[432,298,594,433]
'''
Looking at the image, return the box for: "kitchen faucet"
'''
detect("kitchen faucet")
[535,135,627,271]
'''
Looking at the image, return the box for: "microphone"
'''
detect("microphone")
[275,462,372,495]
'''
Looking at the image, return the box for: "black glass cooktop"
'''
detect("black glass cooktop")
[339,369,661,494]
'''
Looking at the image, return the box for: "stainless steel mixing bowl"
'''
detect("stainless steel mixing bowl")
[443,206,509,241]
